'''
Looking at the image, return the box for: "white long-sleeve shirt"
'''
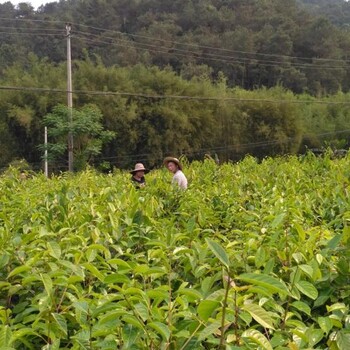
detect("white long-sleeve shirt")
[172,170,188,189]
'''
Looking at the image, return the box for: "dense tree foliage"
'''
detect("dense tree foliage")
[1,57,350,171]
[1,0,350,94]
[39,104,116,171]
[1,0,350,171]
[298,0,350,27]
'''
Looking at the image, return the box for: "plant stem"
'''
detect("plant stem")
[220,272,231,349]
[179,322,203,350]
[233,289,240,346]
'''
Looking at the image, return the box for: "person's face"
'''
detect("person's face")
[134,170,145,178]
[167,161,178,173]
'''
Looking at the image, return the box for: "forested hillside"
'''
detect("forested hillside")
[2,0,350,94]
[1,0,350,171]
[298,0,350,27]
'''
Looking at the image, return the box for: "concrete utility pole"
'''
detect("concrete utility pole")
[66,23,74,172]
[44,126,48,177]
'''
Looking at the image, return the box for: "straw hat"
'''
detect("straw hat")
[163,156,182,170]
[130,163,148,174]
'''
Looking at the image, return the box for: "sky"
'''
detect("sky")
[0,0,54,9]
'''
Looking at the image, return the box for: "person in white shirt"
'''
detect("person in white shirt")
[163,156,188,189]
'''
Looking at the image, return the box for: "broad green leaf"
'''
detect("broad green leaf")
[295,281,318,300]
[298,265,314,279]
[98,310,129,326]
[178,288,203,301]
[42,338,60,350]
[104,273,130,284]
[307,328,324,347]
[134,303,149,322]
[242,329,273,350]
[197,300,220,321]
[146,289,168,301]
[122,315,144,329]
[255,246,267,268]
[314,294,330,307]
[197,320,221,341]
[205,238,230,269]
[70,330,90,349]
[271,213,285,228]
[173,246,192,255]
[270,333,288,347]
[85,248,97,263]
[239,311,252,326]
[47,241,61,259]
[41,273,53,296]
[7,265,31,278]
[336,330,350,350]
[263,258,275,274]
[0,325,11,347]
[326,234,342,249]
[134,265,150,274]
[148,322,170,341]
[0,282,11,290]
[316,254,323,265]
[0,254,10,269]
[82,263,104,282]
[58,260,85,278]
[124,287,146,297]
[51,313,68,337]
[326,303,348,313]
[107,259,131,269]
[330,316,343,328]
[142,267,167,276]
[73,301,89,315]
[11,327,38,342]
[121,324,139,348]
[318,316,333,334]
[291,301,311,316]
[241,303,275,330]
[238,273,289,295]
[294,223,305,241]
[87,244,109,254]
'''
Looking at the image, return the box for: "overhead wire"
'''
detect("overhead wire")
[0,22,345,70]
[72,21,350,63]
[74,31,347,71]
[1,85,350,105]
[0,17,349,169]
[8,126,350,172]
[0,31,65,37]
[0,16,349,68]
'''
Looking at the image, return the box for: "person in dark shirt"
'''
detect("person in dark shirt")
[130,163,148,188]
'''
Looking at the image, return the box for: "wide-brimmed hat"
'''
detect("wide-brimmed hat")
[130,163,149,174]
[163,156,182,170]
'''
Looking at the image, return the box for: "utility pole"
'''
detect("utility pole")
[44,126,48,177]
[66,23,74,172]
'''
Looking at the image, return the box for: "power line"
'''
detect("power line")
[5,127,350,172]
[1,85,350,105]
[72,22,350,64]
[0,24,346,70]
[1,16,349,64]
[74,32,347,71]
[0,17,65,25]
[0,31,64,37]
[0,25,62,32]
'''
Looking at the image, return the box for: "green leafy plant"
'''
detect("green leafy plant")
[0,153,349,349]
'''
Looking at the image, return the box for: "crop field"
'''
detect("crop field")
[0,154,350,349]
